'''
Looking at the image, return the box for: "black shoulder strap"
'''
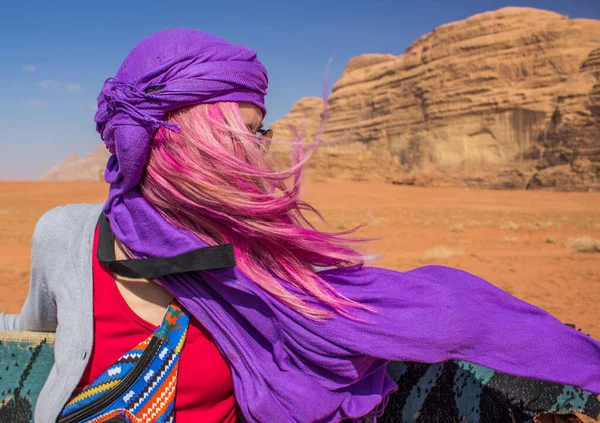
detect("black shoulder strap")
[97,213,236,279]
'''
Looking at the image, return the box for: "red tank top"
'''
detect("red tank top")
[77,227,237,423]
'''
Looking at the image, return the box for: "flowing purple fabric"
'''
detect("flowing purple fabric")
[96,29,600,422]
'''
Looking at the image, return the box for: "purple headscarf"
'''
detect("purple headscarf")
[95,28,267,257]
[96,29,600,422]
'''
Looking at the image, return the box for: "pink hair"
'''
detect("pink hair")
[139,102,372,319]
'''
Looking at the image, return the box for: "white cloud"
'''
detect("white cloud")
[40,80,60,89]
[76,102,98,111]
[24,100,46,108]
[65,83,82,93]
[39,80,83,93]
[22,65,37,72]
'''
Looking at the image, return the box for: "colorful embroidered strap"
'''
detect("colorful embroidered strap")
[57,301,190,423]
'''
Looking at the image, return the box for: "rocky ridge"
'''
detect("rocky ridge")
[41,144,110,181]
[271,7,600,190]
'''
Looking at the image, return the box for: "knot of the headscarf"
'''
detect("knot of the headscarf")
[96,77,182,155]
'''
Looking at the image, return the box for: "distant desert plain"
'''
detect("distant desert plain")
[1,181,599,340]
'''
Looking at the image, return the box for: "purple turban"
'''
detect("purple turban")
[93,29,600,423]
[95,28,267,257]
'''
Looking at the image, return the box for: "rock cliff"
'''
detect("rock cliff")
[41,144,110,181]
[272,7,600,190]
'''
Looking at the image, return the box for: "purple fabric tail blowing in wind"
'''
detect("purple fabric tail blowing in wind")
[95,28,600,423]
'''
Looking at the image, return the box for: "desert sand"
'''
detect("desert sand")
[1,181,599,340]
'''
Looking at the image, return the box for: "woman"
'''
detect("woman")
[1,28,599,423]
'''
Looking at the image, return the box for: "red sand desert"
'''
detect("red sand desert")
[1,181,599,340]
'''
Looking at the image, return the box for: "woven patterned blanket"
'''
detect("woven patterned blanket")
[0,331,55,422]
[0,331,597,423]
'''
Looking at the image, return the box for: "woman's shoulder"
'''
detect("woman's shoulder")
[33,203,104,249]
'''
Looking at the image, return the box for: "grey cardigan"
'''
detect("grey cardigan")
[0,203,104,423]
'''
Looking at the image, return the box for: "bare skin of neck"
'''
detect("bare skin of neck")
[112,241,174,327]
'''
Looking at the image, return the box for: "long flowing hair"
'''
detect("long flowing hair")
[139,102,372,319]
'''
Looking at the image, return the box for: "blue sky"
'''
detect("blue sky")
[1,0,598,180]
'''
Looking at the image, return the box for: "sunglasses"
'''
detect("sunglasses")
[255,128,273,152]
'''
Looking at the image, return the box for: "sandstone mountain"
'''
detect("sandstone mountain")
[45,7,600,190]
[41,144,110,181]
[271,7,600,190]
